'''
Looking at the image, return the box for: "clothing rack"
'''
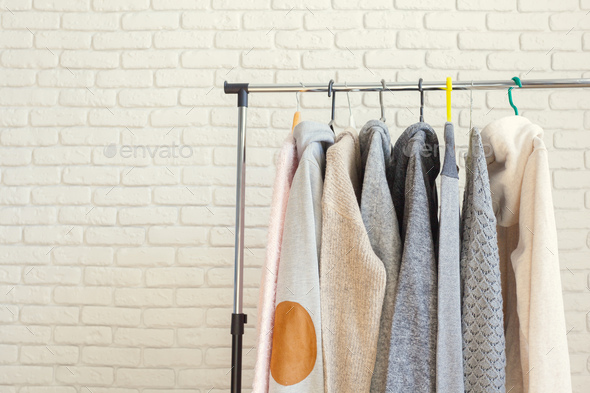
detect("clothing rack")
[222,78,590,393]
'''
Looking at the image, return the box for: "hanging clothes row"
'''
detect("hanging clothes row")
[251,82,571,393]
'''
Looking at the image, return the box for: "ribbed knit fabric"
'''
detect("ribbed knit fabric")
[386,122,440,393]
[358,120,402,393]
[482,116,571,393]
[460,127,506,392]
[436,122,464,393]
[252,135,298,393]
[269,121,334,393]
[320,129,386,393]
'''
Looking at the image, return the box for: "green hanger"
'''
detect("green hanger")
[508,76,522,116]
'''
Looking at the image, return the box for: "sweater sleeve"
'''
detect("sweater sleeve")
[252,138,297,393]
[513,139,572,393]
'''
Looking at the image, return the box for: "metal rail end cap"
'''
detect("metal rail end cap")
[224,81,249,94]
[224,82,249,107]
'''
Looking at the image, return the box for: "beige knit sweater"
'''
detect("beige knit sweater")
[481,116,572,393]
[320,129,386,393]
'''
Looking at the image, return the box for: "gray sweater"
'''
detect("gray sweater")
[386,122,440,393]
[358,120,402,393]
[268,121,333,393]
[460,127,506,392]
[436,122,464,393]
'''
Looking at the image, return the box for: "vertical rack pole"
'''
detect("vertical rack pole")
[231,87,248,393]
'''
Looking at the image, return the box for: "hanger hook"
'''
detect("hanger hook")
[295,90,300,112]
[508,76,522,116]
[328,79,335,131]
[446,77,452,122]
[345,82,356,129]
[379,79,386,123]
[345,82,352,116]
[469,80,474,132]
[418,78,424,122]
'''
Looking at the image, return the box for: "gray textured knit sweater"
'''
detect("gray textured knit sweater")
[386,122,440,393]
[460,127,506,392]
[436,122,464,393]
[358,120,402,393]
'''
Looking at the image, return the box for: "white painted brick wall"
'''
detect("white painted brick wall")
[0,1,589,392]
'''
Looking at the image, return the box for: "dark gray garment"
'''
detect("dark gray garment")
[359,120,403,393]
[436,122,464,393]
[460,128,506,392]
[386,122,440,393]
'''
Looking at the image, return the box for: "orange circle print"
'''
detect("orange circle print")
[270,301,317,386]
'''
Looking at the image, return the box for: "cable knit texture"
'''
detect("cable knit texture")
[481,116,572,393]
[436,122,464,393]
[386,122,440,393]
[358,120,402,393]
[320,129,386,393]
[252,135,298,393]
[460,127,506,392]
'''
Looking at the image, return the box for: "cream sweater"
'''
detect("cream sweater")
[481,116,572,393]
[320,129,386,393]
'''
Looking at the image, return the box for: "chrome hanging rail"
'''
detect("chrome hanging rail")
[225,78,590,94]
[223,77,590,393]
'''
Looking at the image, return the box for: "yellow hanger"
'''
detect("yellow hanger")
[446,77,452,122]
[291,91,301,132]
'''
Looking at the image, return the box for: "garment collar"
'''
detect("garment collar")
[359,120,391,163]
[442,122,459,179]
[292,120,335,162]
[480,115,544,227]
[393,121,440,185]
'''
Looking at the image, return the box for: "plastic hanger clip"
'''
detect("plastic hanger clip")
[508,76,522,116]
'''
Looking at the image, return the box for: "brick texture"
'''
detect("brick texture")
[0,2,589,392]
